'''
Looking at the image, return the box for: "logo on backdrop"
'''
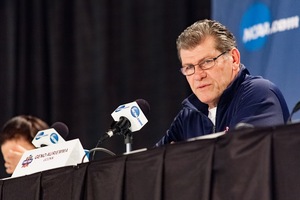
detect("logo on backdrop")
[240,2,299,51]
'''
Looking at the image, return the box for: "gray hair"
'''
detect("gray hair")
[176,19,237,61]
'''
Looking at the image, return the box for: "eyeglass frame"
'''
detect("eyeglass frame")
[179,51,228,76]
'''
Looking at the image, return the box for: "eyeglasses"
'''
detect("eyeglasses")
[180,51,227,76]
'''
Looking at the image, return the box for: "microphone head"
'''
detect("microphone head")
[135,99,150,116]
[51,122,69,139]
[111,99,149,132]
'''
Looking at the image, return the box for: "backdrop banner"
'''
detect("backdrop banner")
[212,0,300,120]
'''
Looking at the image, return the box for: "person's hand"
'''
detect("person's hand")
[4,145,28,174]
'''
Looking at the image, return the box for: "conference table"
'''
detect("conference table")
[1,122,300,200]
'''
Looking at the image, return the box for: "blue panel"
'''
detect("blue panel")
[212,0,300,120]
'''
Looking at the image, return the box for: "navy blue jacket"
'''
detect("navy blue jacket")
[156,65,290,146]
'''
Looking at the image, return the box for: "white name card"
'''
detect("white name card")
[12,139,88,178]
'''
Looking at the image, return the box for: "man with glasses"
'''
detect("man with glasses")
[155,19,289,146]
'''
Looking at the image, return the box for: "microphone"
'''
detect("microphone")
[32,122,69,148]
[99,99,150,143]
[51,122,69,139]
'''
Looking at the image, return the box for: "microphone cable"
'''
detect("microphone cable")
[81,147,116,163]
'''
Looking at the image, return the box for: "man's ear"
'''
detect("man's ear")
[230,48,240,70]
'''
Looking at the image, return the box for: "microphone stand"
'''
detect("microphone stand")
[124,129,133,153]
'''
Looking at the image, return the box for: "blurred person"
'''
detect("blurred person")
[156,19,289,146]
[0,115,49,174]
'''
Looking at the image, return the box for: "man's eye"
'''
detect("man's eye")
[184,65,194,71]
[185,65,194,70]
[203,59,213,65]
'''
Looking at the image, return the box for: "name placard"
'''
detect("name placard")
[12,139,88,178]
